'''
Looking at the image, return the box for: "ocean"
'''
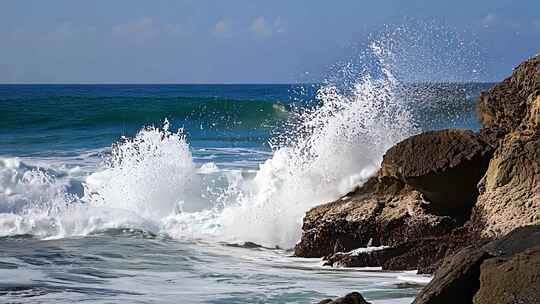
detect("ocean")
[0,80,490,303]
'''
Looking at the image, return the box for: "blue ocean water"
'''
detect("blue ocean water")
[0,83,485,155]
[0,83,489,304]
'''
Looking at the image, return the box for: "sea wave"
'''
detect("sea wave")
[0,41,418,248]
[0,96,290,131]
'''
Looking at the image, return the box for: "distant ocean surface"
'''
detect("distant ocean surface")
[0,83,490,303]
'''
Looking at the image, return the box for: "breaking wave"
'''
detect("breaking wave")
[0,39,419,249]
[4,19,487,248]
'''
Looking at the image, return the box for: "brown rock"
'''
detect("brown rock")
[467,53,540,248]
[413,225,540,304]
[469,134,540,238]
[294,177,457,259]
[380,129,493,215]
[316,292,371,304]
[293,177,388,258]
[477,54,540,137]
[473,246,540,304]
[298,54,540,281]
[413,246,492,304]
[482,224,540,257]
[323,237,466,274]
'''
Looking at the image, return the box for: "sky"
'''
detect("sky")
[1,0,539,83]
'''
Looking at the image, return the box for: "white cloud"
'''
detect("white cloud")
[46,22,75,41]
[112,18,184,44]
[112,17,161,43]
[113,17,156,36]
[250,16,285,38]
[481,13,497,28]
[42,22,97,43]
[213,20,229,36]
[273,16,285,34]
[533,19,540,32]
[163,24,184,36]
[251,16,271,37]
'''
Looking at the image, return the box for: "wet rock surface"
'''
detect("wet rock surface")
[316,292,371,304]
[413,246,492,304]
[294,177,459,262]
[413,225,540,304]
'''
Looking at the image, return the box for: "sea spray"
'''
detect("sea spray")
[84,119,201,219]
[0,40,418,247]
[0,25,485,247]
[199,41,418,248]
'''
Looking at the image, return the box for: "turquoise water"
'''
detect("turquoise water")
[0,83,488,303]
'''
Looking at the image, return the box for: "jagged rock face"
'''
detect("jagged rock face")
[294,177,457,258]
[380,129,493,215]
[470,135,540,238]
[413,247,492,304]
[324,228,474,274]
[477,54,540,138]
[473,247,540,304]
[413,225,540,304]
[470,55,540,238]
[297,54,540,285]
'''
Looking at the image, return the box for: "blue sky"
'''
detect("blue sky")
[1,0,539,83]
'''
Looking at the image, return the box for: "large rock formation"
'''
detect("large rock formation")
[295,129,490,271]
[306,54,540,304]
[477,54,540,139]
[473,247,540,304]
[413,225,540,304]
[294,177,458,261]
[380,129,492,215]
[470,54,540,238]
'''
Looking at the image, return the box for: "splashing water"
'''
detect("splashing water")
[0,40,418,249]
[84,119,200,220]
[194,41,418,247]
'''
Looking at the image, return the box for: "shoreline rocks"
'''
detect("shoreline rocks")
[380,129,493,215]
[316,292,371,304]
[295,128,492,272]
[294,176,460,265]
[414,225,540,304]
[469,54,540,239]
[305,54,540,304]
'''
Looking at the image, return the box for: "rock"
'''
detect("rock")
[323,237,470,274]
[473,247,540,304]
[297,54,540,283]
[380,129,493,215]
[469,134,540,238]
[413,225,540,304]
[413,247,492,304]
[477,54,540,139]
[294,177,401,258]
[294,177,457,259]
[470,55,540,238]
[482,224,540,257]
[316,292,371,304]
